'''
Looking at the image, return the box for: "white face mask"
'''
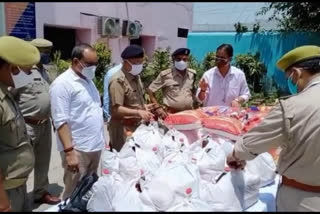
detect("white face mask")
[174,60,188,71]
[80,62,96,80]
[11,67,33,88]
[127,60,143,76]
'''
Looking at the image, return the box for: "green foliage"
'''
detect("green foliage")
[202,51,216,72]
[141,47,172,86]
[141,47,172,105]
[234,22,248,33]
[92,42,112,94]
[189,53,205,83]
[52,50,71,74]
[257,2,320,32]
[234,52,267,93]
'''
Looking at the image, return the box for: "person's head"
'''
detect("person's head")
[30,38,53,65]
[0,36,40,88]
[71,43,98,80]
[215,44,233,70]
[121,45,144,76]
[171,48,190,71]
[277,45,320,94]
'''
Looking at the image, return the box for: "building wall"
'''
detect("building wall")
[0,3,6,36]
[35,2,193,63]
[187,32,320,90]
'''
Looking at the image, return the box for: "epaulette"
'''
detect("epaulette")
[160,68,172,77]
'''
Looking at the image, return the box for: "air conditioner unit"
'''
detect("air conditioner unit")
[98,17,121,38]
[122,20,142,39]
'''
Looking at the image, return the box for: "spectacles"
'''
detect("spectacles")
[214,56,230,62]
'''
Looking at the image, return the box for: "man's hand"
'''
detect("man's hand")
[0,173,11,212]
[65,150,80,173]
[199,79,209,92]
[231,99,241,108]
[137,110,154,121]
[0,192,11,212]
[227,152,246,170]
[156,108,168,120]
[144,103,158,112]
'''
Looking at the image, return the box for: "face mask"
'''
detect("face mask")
[127,60,143,76]
[174,60,188,71]
[287,72,298,94]
[80,62,96,80]
[40,53,51,65]
[11,67,33,88]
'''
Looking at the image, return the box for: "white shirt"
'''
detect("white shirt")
[196,66,251,107]
[50,68,105,152]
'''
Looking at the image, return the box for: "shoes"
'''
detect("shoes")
[34,192,61,205]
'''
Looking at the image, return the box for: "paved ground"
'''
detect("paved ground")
[26,123,108,212]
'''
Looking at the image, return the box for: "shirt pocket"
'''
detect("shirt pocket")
[228,86,241,98]
[1,114,21,148]
[167,83,180,97]
[124,85,140,106]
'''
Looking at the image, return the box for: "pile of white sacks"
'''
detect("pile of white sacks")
[87,122,276,212]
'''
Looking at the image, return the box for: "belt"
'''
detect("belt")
[24,117,48,125]
[282,175,320,193]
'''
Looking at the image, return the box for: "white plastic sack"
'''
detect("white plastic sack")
[87,173,123,211]
[161,150,190,168]
[143,163,201,210]
[245,152,276,187]
[132,123,164,158]
[166,198,212,211]
[190,138,226,182]
[162,129,190,158]
[101,148,120,175]
[232,170,261,209]
[135,147,162,178]
[112,180,156,211]
[199,172,243,211]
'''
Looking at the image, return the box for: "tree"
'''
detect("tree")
[257,2,320,32]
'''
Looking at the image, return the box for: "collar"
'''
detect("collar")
[69,67,83,81]
[0,82,10,101]
[121,69,138,81]
[215,66,234,78]
[172,67,191,79]
[303,75,320,91]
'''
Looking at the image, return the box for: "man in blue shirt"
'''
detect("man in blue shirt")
[103,63,122,121]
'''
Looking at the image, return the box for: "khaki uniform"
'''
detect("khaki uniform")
[234,76,320,211]
[108,69,145,151]
[148,67,196,112]
[0,82,34,211]
[13,66,52,201]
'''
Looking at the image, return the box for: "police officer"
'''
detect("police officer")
[147,48,197,119]
[226,45,320,211]
[108,45,156,152]
[12,38,61,205]
[30,38,55,83]
[0,36,39,212]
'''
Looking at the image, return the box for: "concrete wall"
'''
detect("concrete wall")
[187,32,320,90]
[35,2,193,63]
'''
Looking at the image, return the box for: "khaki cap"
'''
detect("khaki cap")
[277,45,320,71]
[30,38,53,48]
[0,36,40,67]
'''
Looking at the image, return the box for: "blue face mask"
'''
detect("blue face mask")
[287,73,298,95]
[40,53,51,65]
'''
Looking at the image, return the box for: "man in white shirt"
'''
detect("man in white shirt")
[197,44,250,107]
[49,44,105,200]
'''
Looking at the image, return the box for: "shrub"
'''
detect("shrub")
[234,52,267,93]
